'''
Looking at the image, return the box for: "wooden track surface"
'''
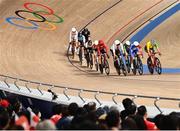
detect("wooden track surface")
[0,0,179,108]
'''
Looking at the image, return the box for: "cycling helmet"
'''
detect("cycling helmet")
[151,39,156,45]
[125,40,131,46]
[84,28,88,31]
[99,40,104,45]
[133,41,139,46]
[114,40,120,46]
[94,40,99,46]
[72,27,76,32]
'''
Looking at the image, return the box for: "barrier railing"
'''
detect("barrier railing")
[0,74,180,114]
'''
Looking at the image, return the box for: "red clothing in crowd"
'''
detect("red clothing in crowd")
[144,119,157,130]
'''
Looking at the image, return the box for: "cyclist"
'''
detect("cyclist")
[133,41,143,58]
[69,27,78,56]
[110,40,126,67]
[77,32,86,59]
[93,40,99,66]
[124,40,131,68]
[82,28,90,43]
[144,39,162,66]
[129,41,142,69]
[97,40,110,66]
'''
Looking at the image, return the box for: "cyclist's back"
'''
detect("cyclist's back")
[145,40,159,53]
[82,28,90,42]
[69,27,78,43]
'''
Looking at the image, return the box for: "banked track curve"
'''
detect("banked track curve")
[67,0,179,81]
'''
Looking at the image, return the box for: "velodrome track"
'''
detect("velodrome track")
[0,0,180,109]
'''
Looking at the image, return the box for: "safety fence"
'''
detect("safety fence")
[0,74,180,114]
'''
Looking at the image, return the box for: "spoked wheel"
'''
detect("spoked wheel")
[126,58,131,73]
[89,54,93,69]
[105,60,110,75]
[99,64,104,74]
[147,57,154,74]
[120,59,127,76]
[114,61,120,75]
[155,57,162,75]
[137,57,143,75]
[132,59,137,75]
[79,48,83,65]
[95,61,99,71]
[86,53,90,68]
[71,45,75,59]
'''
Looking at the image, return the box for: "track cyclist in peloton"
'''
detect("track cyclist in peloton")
[124,40,132,68]
[97,40,110,68]
[82,28,91,43]
[69,27,78,58]
[77,32,86,59]
[110,40,126,68]
[128,41,142,69]
[144,39,162,66]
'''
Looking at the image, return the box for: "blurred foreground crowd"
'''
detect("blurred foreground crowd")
[0,96,180,130]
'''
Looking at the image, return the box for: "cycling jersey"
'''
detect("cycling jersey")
[78,35,86,46]
[69,31,78,43]
[145,41,159,52]
[97,42,108,56]
[110,43,125,56]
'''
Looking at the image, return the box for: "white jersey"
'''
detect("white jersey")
[69,31,78,43]
[110,43,124,54]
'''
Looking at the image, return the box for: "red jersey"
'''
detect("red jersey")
[97,40,108,55]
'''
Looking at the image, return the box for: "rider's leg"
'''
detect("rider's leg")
[130,50,134,69]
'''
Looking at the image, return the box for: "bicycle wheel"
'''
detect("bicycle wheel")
[120,58,127,76]
[89,53,93,69]
[71,44,75,59]
[137,57,143,75]
[114,60,120,75]
[147,57,154,74]
[132,59,137,75]
[79,48,83,65]
[105,60,110,75]
[126,57,131,73]
[99,64,103,74]
[86,52,90,68]
[155,57,162,75]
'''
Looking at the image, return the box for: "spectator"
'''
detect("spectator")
[121,117,137,130]
[36,120,56,130]
[67,102,79,121]
[137,105,157,130]
[56,105,71,129]
[129,115,147,130]
[0,110,10,129]
[105,109,121,130]
[153,114,165,129]
[50,104,62,124]
[159,114,178,130]
[120,98,134,120]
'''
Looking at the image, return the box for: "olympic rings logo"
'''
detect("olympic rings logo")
[3,2,64,31]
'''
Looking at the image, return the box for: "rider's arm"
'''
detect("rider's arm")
[155,42,161,55]
[147,42,151,56]
[111,45,116,57]
[75,31,78,43]
[69,32,72,43]
[120,44,125,54]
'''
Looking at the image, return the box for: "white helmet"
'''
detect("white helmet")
[94,40,98,46]
[71,27,76,32]
[114,40,120,46]
[133,41,139,46]
[125,40,131,46]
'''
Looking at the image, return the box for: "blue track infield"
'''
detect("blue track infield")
[130,3,180,74]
